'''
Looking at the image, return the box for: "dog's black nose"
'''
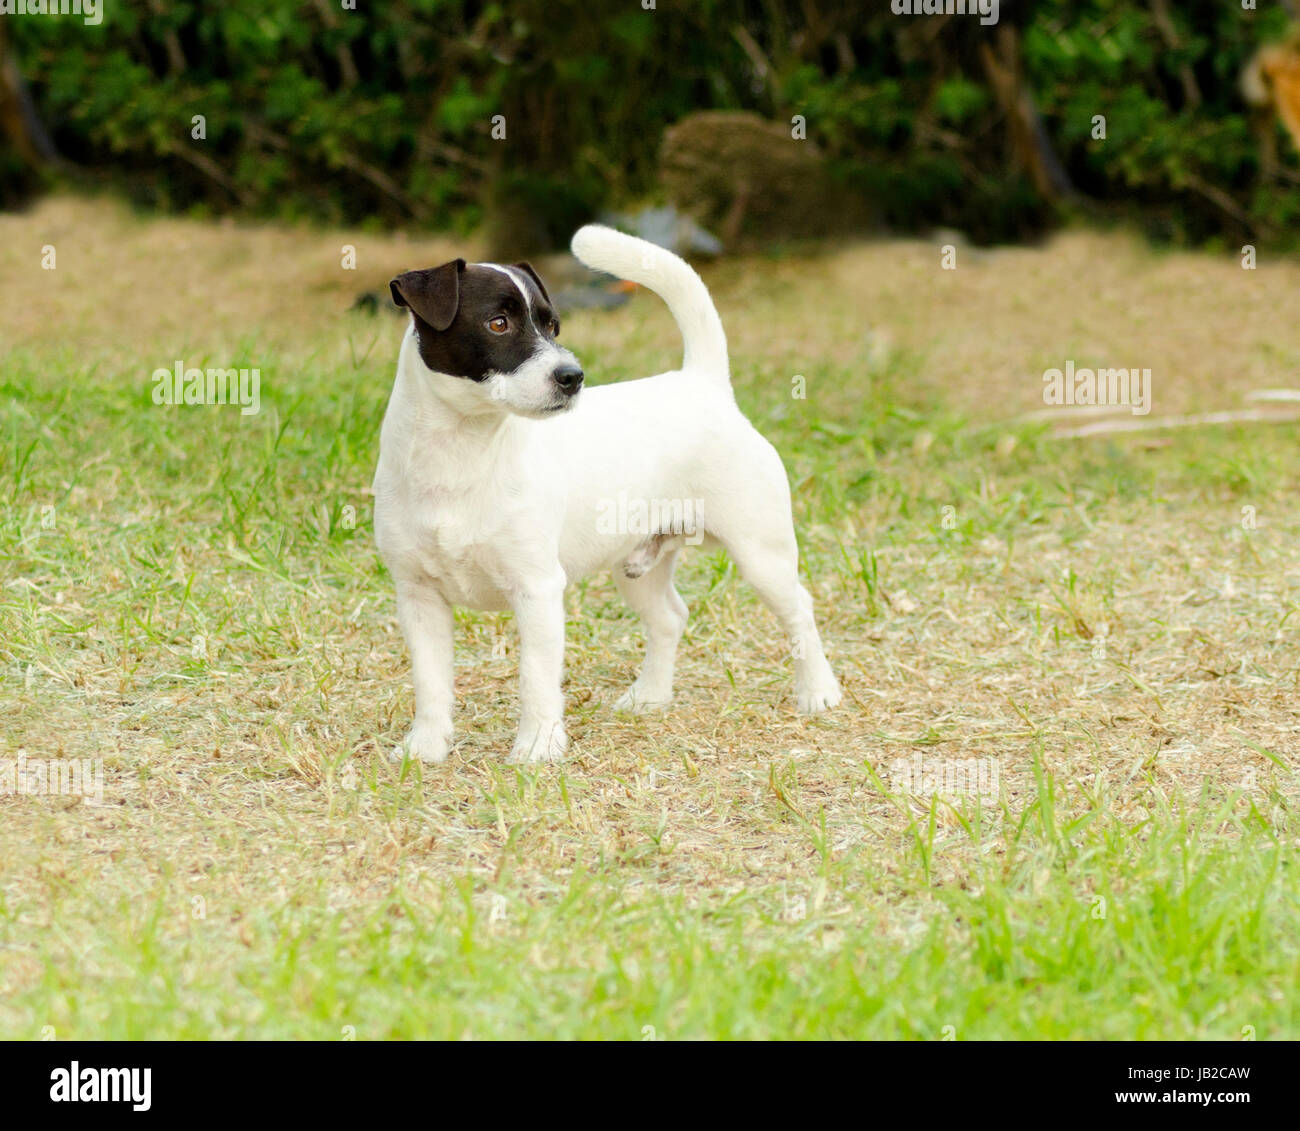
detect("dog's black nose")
[553,362,584,395]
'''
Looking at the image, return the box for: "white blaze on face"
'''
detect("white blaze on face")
[480,263,538,323]
[489,264,533,310]
[479,263,578,417]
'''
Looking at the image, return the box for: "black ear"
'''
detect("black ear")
[512,261,552,307]
[390,259,465,332]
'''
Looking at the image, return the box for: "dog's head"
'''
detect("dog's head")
[390,260,583,418]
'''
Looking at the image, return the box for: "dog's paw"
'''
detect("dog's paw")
[392,719,454,764]
[796,678,842,715]
[506,721,569,764]
[613,684,673,713]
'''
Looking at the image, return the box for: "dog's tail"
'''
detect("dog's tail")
[570,225,729,382]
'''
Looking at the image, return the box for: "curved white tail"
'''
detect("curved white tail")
[570,225,730,382]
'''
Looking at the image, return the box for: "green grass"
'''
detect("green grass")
[6,766,1296,1040]
[2,207,1300,1039]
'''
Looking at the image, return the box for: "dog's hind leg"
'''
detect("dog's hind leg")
[613,549,688,712]
[713,526,841,714]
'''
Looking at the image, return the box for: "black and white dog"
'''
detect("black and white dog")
[373,225,841,764]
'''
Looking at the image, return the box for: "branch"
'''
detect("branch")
[164,142,252,206]
[1054,407,1300,440]
[1149,0,1201,109]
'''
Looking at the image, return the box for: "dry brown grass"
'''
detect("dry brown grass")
[1,195,1298,1038]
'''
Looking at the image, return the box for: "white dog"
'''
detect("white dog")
[373,225,841,764]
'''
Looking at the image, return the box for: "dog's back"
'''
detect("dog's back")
[544,230,774,580]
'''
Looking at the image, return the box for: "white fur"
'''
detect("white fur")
[483,263,535,313]
[373,225,841,764]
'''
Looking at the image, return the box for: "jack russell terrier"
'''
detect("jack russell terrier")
[373,225,841,764]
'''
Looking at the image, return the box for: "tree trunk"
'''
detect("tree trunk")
[0,21,58,171]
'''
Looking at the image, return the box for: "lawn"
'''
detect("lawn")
[1,195,1298,1039]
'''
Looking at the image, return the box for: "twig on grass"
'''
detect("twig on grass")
[1053,407,1300,439]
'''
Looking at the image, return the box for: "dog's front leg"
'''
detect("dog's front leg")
[395,578,455,763]
[506,571,568,763]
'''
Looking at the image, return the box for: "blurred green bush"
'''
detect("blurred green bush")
[6,0,1298,247]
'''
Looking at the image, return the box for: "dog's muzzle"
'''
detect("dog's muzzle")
[553,362,584,396]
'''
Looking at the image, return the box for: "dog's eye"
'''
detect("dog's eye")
[549,319,560,336]
[487,316,509,334]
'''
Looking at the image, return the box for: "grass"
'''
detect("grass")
[1,195,1299,1039]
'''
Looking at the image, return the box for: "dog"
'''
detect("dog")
[373,225,841,764]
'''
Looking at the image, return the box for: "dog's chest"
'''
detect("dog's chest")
[411,501,517,609]
[379,482,526,610]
